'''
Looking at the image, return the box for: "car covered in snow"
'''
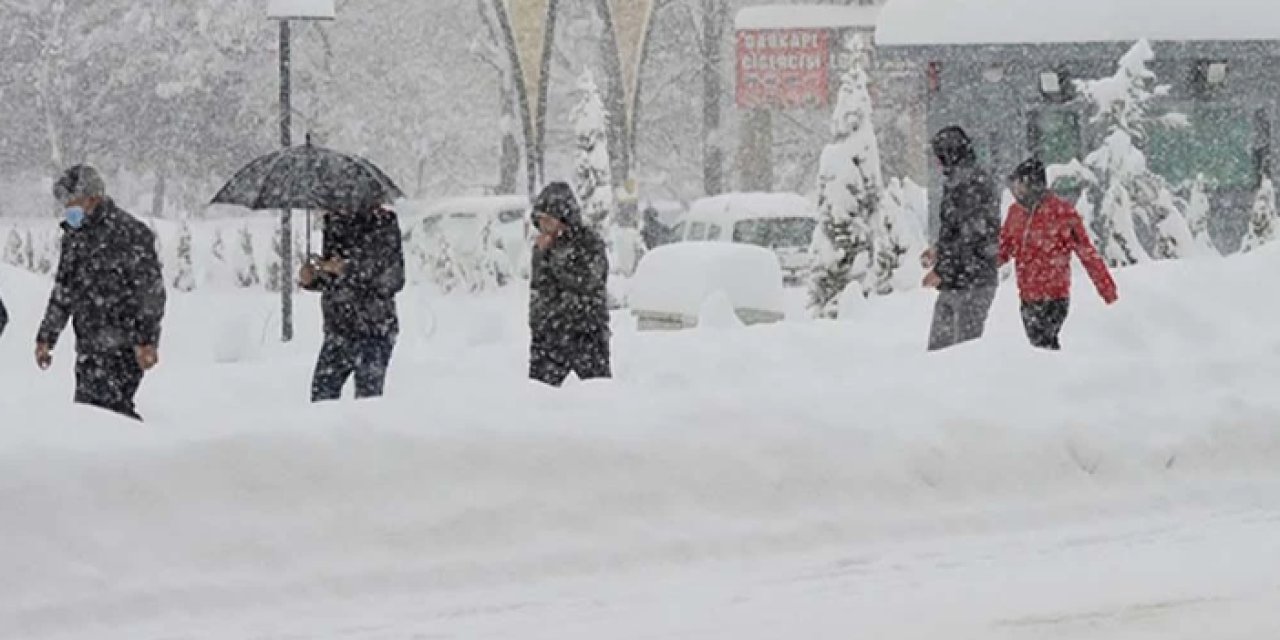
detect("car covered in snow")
[672,192,818,284]
[401,195,532,277]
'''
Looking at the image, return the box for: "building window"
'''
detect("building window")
[1039,68,1074,103]
[688,222,708,241]
[1031,110,1083,166]
[1148,106,1256,189]
[1191,60,1230,99]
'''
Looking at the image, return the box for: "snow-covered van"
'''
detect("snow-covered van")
[673,192,818,284]
[404,195,532,275]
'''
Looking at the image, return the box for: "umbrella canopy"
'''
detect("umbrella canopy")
[211,139,404,213]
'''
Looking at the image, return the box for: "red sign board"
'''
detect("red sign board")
[736,29,830,110]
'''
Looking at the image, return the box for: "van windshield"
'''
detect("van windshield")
[732,217,816,249]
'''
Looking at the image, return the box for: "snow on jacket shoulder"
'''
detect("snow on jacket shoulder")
[999,194,1117,303]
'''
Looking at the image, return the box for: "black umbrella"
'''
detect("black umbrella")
[211,136,403,213]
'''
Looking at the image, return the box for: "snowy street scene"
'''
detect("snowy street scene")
[2,0,1280,638]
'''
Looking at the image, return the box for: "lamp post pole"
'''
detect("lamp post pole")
[278,19,294,342]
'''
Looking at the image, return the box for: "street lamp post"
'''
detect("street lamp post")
[267,0,335,342]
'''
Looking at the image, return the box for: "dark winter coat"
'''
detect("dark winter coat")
[37,199,166,353]
[529,224,610,349]
[0,291,7,338]
[999,193,1117,303]
[304,208,405,338]
[932,127,1002,292]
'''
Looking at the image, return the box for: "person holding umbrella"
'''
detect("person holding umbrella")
[528,182,611,387]
[299,201,405,401]
[36,165,166,421]
[209,135,407,400]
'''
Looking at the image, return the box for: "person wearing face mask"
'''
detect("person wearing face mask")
[36,165,166,420]
[999,158,1117,350]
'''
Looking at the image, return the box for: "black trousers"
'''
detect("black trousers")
[1020,299,1071,350]
[75,349,144,421]
[530,335,612,387]
[311,333,397,401]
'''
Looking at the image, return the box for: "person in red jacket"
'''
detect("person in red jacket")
[999,159,1118,350]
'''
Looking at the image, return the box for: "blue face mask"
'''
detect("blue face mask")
[64,206,85,229]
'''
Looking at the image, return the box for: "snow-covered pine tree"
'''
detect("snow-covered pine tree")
[1078,39,1195,265]
[3,229,23,268]
[207,227,229,287]
[1180,175,1218,255]
[572,70,617,234]
[265,223,286,292]
[174,221,196,292]
[23,229,35,270]
[35,231,56,274]
[807,35,882,317]
[234,225,261,288]
[1241,177,1277,253]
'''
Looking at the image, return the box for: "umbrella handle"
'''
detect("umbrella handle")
[306,209,312,256]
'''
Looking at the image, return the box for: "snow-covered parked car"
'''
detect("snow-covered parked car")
[671,192,818,285]
[629,243,786,331]
[402,195,532,277]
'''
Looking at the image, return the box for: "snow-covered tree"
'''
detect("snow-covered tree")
[205,227,230,288]
[264,224,287,293]
[34,232,57,275]
[1241,178,1277,253]
[807,36,883,317]
[234,225,260,289]
[877,178,927,293]
[1078,39,1195,265]
[23,230,35,270]
[3,229,24,268]
[1180,175,1218,255]
[173,222,196,292]
[573,70,616,234]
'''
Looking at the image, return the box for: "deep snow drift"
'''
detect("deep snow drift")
[2,245,1280,638]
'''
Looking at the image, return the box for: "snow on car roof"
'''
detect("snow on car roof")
[686,192,816,224]
[414,196,531,219]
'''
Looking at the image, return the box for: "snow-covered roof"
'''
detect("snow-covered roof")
[735,5,880,31]
[266,0,335,20]
[877,0,1280,46]
[687,193,816,223]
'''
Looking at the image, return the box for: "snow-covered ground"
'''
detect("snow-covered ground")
[2,245,1280,638]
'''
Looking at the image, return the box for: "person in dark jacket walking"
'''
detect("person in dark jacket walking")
[528,182,611,387]
[300,203,405,401]
[999,159,1117,350]
[36,165,166,421]
[921,126,1003,351]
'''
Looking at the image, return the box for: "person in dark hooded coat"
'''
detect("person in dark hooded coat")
[300,204,405,401]
[36,165,167,421]
[921,126,1002,351]
[528,182,611,387]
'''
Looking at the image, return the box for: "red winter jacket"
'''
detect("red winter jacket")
[998,194,1118,303]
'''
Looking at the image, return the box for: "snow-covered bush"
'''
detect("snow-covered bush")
[1241,178,1277,253]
